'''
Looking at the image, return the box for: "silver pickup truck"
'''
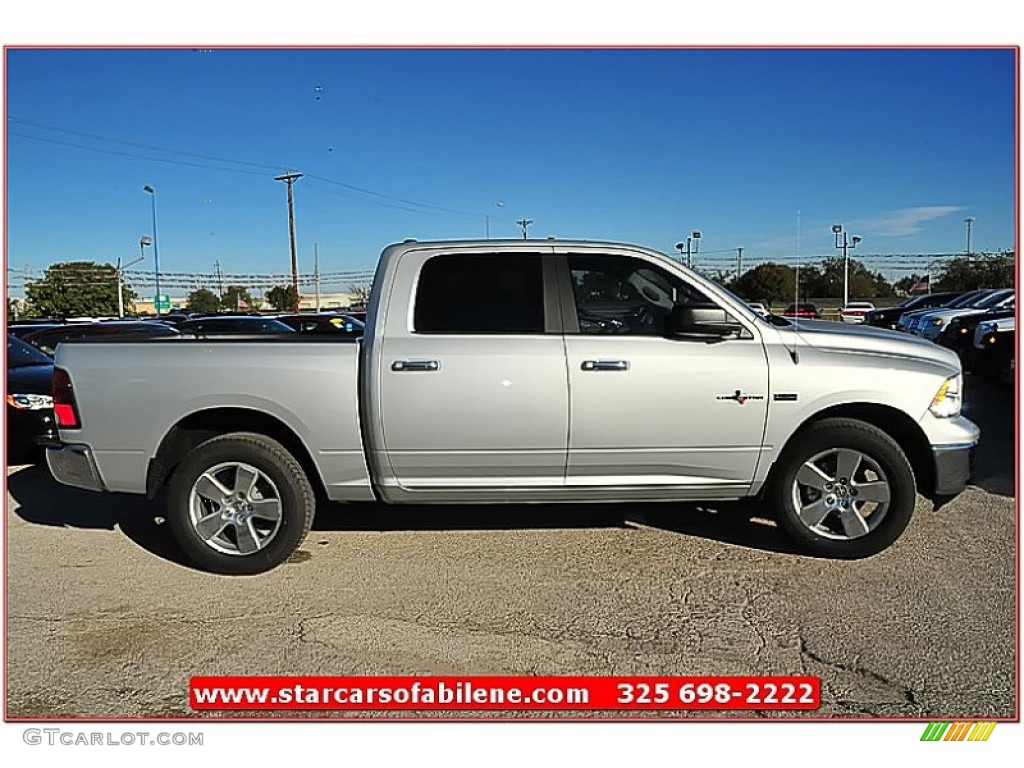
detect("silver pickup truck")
[47,239,979,573]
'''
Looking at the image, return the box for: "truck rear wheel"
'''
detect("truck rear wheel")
[771,418,916,559]
[166,432,315,574]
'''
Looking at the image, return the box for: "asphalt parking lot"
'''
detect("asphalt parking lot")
[5,373,1015,719]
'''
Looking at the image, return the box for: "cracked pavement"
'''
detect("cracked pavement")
[4,375,1015,719]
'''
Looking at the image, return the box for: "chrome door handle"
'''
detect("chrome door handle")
[391,360,440,372]
[581,360,629,371]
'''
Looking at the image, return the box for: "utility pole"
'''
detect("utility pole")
[275,171,303,312]
[117,257,125,319]
[516,218,533,240]
[965,217,975,264]
[314,242,321,312]
[736,247,743,279]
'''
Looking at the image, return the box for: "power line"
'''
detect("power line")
[8,116,283,171]
[9,116,483,220]
[8,132,272,177]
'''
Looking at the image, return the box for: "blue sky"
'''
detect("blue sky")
[5,47,1017,293]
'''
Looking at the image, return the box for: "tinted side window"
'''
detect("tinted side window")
[568,254,714,335]
[414,254,545,334]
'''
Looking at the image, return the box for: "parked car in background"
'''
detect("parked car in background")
[783,303,821,319]
[177,316,296,336]
[939,301,1015,361]
[7,322,65,339]
[150,312,196,325]
[898,290,990,334]
[747,302,770,318]
[20,321,181,357]
[972,319,1015,382]
[839,301,876,324]
[276,313,365,336]
[913,289,1013,341]
[863,293,963,330]
[7,334,57,461]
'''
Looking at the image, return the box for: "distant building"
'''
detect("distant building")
[132,292,360,315]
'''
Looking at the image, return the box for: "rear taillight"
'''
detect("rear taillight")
[52,367,81,429]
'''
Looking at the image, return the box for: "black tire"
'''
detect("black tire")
[771,418,916,559]
[166,432,315,574]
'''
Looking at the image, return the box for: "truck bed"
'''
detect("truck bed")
[52,337,373,502]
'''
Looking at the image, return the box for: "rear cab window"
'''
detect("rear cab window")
[413,253,546,334]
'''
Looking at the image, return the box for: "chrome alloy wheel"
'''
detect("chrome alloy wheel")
[188,461,284,555]
[790,448,891,540]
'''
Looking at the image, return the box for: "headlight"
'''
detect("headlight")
[929,375,962,418]
[931,317,944,326]
[6,393,53,411]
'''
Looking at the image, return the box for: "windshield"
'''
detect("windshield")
[7,334,53,366]
[974,289,1013,309]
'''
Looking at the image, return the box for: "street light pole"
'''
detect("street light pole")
[486,200,504,239]
[965,217,975,263]
[678,230,701,269]
[117,246,147,319]
[142,185,161,317]
[832,224,861,307]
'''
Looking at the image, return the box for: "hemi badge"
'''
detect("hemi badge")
[773,393,798,402]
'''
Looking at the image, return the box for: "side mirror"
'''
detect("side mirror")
[666,304,742,341]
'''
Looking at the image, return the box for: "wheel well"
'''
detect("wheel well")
[147,408,326,500]
[769,404,936,497]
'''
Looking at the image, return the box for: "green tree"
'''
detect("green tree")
[265,284,298,312]
[24,261,136,318]
[220,285,256,312]
[934,252,1014,292]
[805,256,892,299]
[187,288,221,314]
[731,263,796,305]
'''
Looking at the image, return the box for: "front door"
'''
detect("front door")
[562,252,769,497]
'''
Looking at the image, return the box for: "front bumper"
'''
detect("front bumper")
[46,443,106,492]
[932,442,976,496]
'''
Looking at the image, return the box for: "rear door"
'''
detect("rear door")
[560,251,769,497]
[374,248,569,500]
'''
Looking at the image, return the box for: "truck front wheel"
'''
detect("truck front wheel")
[166,432,315,574]
[771,418,916,559]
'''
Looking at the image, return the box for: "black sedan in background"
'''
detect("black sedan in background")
[939,302,1016,360]
[863,292,963,329]
[276,313,365,336]
[20,321,181,356]
[176,316,296,335]
[7,334,57,462]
